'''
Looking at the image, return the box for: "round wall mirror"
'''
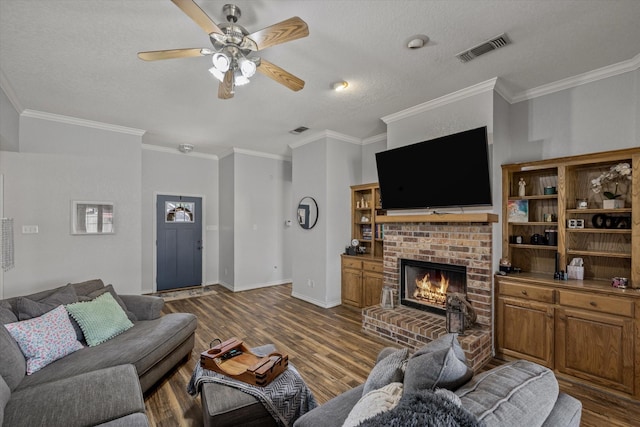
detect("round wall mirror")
[297,197,319,229]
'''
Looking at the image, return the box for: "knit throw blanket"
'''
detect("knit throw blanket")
[187,362,317,427]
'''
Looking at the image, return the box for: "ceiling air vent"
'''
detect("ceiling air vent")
[289,126,309,135]
[456,33,511,63]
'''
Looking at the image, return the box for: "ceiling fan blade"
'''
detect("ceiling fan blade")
[218,70,234,99]
[244,17,309,51]
[171,0,224,36]
[137,48,209,61]
[257,59,305,92]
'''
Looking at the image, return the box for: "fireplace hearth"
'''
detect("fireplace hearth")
[400,259,466,315]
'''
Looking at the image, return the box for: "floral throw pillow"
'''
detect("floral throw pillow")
[4,305,84,375]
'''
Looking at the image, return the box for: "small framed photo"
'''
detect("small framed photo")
[507,200,529,223]
[71,201,114,235]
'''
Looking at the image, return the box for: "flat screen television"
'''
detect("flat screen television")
[375,126,492,210]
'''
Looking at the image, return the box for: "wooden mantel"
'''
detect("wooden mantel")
[375,213,499,224]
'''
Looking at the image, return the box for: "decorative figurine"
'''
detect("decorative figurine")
[518,178,526,197]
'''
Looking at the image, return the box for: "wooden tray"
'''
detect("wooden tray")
[200,337,288,387]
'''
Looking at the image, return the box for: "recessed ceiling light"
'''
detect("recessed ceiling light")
[332,81,349,91]
[406,35,429,50]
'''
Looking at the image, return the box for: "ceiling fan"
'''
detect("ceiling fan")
[138,0,309,99]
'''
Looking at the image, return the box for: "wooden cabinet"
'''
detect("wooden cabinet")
[496,273,640,399]
[496,280,555,368]
[341,183,386,307]
[341,256,383,308]
[502,147,639,286]
[498,148,640,398]
[350,183,385,258]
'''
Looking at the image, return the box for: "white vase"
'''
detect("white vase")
[602,199,624,209]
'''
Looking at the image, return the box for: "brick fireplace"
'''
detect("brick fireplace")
[362,219,494,371]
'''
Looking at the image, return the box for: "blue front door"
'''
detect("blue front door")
[156,195,203,291]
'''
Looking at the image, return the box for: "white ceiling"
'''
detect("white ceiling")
[1,0,639,157]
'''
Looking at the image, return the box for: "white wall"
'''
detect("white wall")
[232,152,292,290]
[291,135,361,307]
[218,154,234,288]
[361,138,387,184]
[508,69,639,162]
[141,147,219,294]
[0,88,19,151]
[0,115,143,297]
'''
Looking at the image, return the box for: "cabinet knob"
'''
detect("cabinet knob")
[589,301,597,307]
[521,290,528,296]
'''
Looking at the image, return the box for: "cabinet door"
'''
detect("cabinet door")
[342,268,362,307]
[555,307,634,395]
[496,296,554,368]
[362,272,383,307]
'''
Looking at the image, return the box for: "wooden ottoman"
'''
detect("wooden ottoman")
[200,344,278,427]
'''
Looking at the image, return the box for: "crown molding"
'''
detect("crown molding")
[510,53,640,104]
[232,147,291,161]
[362,133,387,145]
[289,129,362,150]
[21,109,146,136]
[0,70,24,113]
[141,143,218,160]
[382,78,498,124]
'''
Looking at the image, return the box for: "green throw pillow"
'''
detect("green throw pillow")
[65,292,133,347]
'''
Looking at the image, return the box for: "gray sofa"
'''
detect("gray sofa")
[294,334,582,427]
[0,279,198,427]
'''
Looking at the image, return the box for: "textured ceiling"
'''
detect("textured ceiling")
[1,0,639,157]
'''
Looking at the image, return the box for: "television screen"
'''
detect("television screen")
[375,126,492,210]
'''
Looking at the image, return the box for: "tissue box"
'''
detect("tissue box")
[567,265,584,280]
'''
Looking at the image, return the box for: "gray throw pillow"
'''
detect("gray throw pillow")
[16,283,84,341]
[404,345,472,393]
[79,284,137,322]
[0,301,17,324]
[363,348,409,395]
[411,333,466,361]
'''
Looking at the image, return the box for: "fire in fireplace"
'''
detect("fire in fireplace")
[400,259,467,315]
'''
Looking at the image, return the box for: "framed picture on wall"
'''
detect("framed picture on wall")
[507,200,529,223]
[71,201,115,235]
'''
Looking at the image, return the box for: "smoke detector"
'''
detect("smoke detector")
[456,33,511,63]
[178,143,194,153]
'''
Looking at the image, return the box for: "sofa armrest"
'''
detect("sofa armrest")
[293,385,364,427]
[120,295,164,320]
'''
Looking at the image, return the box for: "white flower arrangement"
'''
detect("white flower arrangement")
[591,162,632,200]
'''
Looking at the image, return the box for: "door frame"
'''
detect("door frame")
[152,191,206,292]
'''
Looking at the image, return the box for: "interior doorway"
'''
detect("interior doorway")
[156,195,203,291]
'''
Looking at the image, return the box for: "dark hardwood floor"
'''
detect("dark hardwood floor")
[144,283,640,426]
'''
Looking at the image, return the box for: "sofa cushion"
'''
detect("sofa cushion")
[15,283,84,340]
[66,292,134,347]
[362,347,408,395]
[69,278,107,296]
[16,283,78,320]
[404,337,472,393]
[343,382,403,427]
[456,360,559,426]
[294,385,365,427]
[0,375,10,424]
[5,305,84,374]
[0,301,17,324]
[0,325,26,390]
[4,364,147,427]
[79,284,137,321]
[16,312,197,390]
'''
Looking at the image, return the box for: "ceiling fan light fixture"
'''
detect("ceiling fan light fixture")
[212,52,231,72]
[332,81,349,91]
[209,66,225,82]
[238,56,257,78]
[234,71,250,86]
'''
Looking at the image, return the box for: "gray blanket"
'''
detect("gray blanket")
[187,362,317,427]
[357,390,484,427]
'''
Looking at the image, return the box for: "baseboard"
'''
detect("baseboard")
[291,291,342,309]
